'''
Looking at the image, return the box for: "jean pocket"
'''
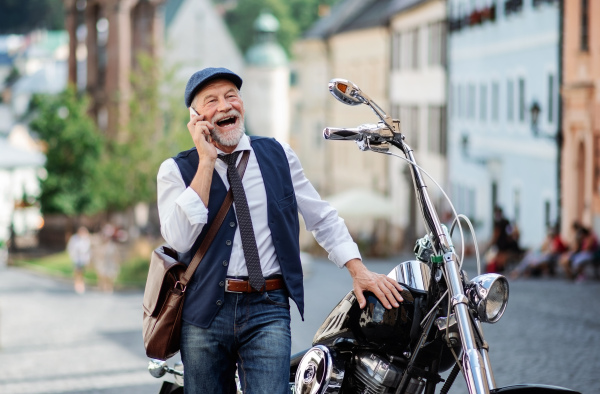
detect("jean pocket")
[263,289,290,309]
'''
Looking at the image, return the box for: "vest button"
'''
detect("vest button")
[230,221,236,227]
[226,240,232,246]
[223,260,228,266]
[216,300,223,306]
[219,281,225,287]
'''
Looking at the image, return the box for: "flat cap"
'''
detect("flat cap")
[184,67,243,108]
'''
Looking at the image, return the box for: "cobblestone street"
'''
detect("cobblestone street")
[0,255,599,393]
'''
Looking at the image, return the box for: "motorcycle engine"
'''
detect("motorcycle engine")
[350,351,424,394]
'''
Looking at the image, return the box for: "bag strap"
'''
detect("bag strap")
[179,149,250,286]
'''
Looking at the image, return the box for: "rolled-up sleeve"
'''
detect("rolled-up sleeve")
[157,158,208,253]
[282,143,361,268]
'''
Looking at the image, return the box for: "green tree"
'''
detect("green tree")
[29,87,104,216]
[222,0,340,57]
[96,54,188,211]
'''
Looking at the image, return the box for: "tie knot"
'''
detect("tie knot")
[219,151,241,166]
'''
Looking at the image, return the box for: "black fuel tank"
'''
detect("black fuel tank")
[312,261,430,354]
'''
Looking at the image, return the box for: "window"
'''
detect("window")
[399,106,420,149]
[428,105,447,156]
[398,29,420,70]
[507,80,514,121]
[458,85,464,118]
[391,31,401,70]
[468,84,476,119]
[411,28,419,69]
[491,82,499,122]
[479,84,488,121]
[581,0,589,51]
[518,78,525,122]
[428,21,446,67]
[595,136,600,192]
[548,74,554,123]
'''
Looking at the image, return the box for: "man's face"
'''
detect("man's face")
[191,79,245,147]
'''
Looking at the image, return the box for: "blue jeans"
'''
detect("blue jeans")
[180,288,291,394]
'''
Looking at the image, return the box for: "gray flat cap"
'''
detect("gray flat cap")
[184,67,243,108]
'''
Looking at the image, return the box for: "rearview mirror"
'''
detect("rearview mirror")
[328,79,364,106]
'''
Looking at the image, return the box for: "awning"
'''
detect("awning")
[324,188,393,219]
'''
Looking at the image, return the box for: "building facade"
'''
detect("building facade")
[561,0,600,240]
[447,0,560,249]
[389,0,448,242]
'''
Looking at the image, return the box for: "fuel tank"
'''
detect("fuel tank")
[312,261,430,354]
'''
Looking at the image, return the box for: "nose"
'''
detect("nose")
[217,97,233,112]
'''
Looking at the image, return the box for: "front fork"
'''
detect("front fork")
[443,251,496,393]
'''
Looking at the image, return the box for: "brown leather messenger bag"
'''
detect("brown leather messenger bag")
[142,150,249,360]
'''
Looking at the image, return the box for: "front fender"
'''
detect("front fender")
[491,384,581,394]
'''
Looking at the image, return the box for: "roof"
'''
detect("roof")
[164,0,185,29]
[303,0,429,39]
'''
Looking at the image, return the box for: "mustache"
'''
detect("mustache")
[211,110,242,126]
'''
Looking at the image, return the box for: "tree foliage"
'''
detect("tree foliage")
[0,0,64,34]
[29,87,104,216]
[222,0,341,56]
[96,54,189,212]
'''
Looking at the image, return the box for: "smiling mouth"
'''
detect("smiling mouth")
[216,116,237,127]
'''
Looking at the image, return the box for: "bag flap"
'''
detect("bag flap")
[143,246,186,316]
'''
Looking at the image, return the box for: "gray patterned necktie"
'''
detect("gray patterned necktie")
[219,151,265,291]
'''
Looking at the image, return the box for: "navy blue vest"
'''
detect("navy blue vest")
[172,136,304,328]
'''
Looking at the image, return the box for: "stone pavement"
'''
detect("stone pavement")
[1,254,599,394]
[0,267,165,394]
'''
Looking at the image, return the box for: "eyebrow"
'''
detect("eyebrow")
[201,88,239,103]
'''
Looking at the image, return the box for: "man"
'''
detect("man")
[157,67,404,394]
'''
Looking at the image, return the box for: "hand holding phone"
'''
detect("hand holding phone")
[189,107,212,143]
[190,106,200,120]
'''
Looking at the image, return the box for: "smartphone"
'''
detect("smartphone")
[189,107,212,143]
[189,106,200,120]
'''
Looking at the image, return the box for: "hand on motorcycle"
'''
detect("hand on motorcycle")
[345,259,404,309]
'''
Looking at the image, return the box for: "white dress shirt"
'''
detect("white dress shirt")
[157,135,360,277]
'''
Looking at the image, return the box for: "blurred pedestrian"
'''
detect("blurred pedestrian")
[485,206,522,273]
[559,222,598,281]
[509,225,568,279]
[67,226,91,294]
[94,224,120,293]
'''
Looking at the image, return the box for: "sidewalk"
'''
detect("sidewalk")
[0,266,166,394]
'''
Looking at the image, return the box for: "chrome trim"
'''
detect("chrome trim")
[387,260,431,292]
[295,345,344,394]
[465,274,509,323]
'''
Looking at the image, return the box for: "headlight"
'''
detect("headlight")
[465,273,509,323]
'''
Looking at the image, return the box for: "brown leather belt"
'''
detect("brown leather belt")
[225,277,285,293]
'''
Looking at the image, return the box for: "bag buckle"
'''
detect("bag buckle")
[174,281,186,293]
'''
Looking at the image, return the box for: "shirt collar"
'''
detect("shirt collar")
[215,134,250,156]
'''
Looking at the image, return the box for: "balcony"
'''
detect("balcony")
[448,5,496,33]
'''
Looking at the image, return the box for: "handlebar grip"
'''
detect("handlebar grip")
[323,127,363,140]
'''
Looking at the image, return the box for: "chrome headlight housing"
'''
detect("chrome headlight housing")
[465,273,509,323]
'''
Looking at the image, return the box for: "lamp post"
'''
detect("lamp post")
[530,101,541,136]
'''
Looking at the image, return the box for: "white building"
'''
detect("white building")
[447,0,560,248]
[163,0,245,91]
[389,0,448,242]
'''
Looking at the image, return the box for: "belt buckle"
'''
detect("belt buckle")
[225,278,244,293]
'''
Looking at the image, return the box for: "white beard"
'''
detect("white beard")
[210,110,245,147]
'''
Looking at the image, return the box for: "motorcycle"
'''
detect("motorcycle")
[287,79,581,394]
[149,79,581,394]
